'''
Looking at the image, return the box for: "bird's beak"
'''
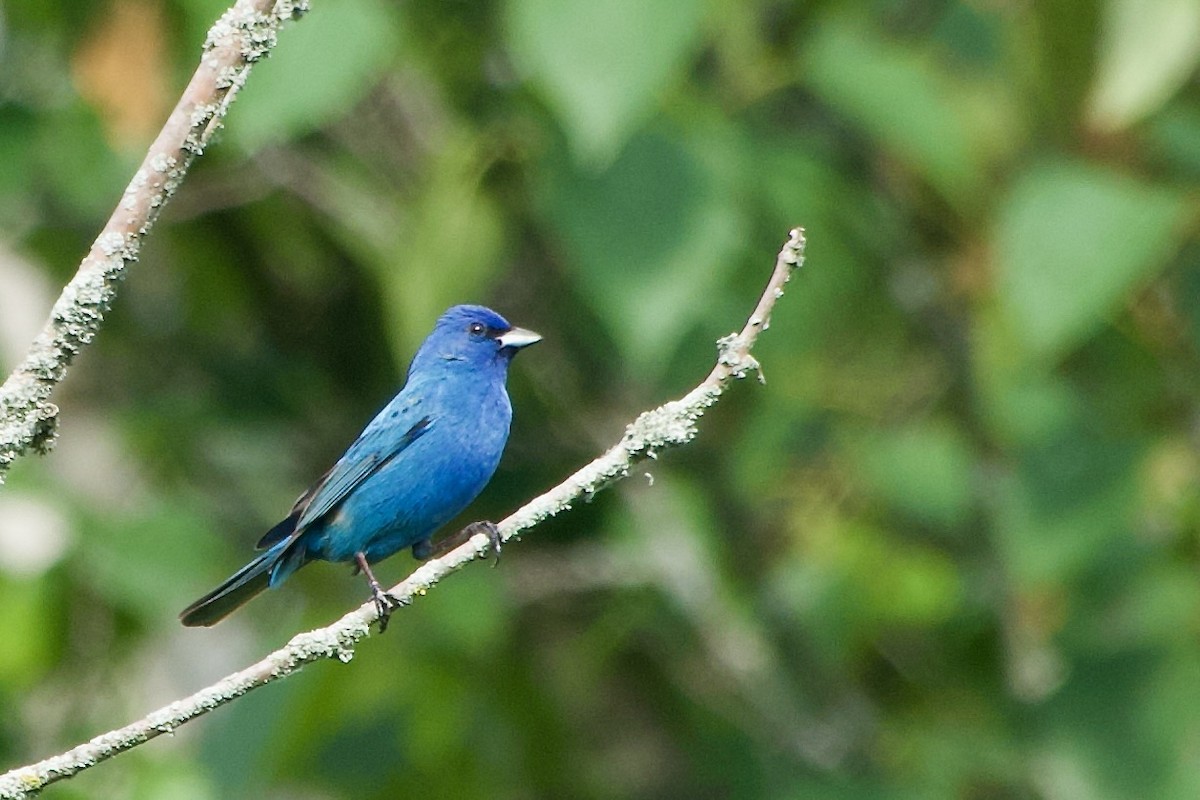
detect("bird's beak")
[496,326,542,350]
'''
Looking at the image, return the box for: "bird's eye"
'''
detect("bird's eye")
[468,322,486,336]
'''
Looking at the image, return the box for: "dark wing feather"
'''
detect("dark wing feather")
[256,416,433,549]
[256,464,336,550]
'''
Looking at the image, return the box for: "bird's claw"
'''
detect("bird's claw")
[371,587,400,633]
[416,520,503,565]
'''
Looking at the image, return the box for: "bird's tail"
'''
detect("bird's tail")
[179,541,294,627]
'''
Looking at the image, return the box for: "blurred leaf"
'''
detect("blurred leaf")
[367,134,505,357]
[1147,105,1200,179]
[802,13,1009,203]
[1039,653,1179,798]
[995,161,1189,361]
[1141,651,1200,795]
[879,703,1021,800]
[415,569,509,657]
[230,0,398,151]
[1088,0,1200,131]
[753,134,880,349]
[203,666,302,798]
[33,106,131,220]
[1025,0,1104,131]
[0,109,36,198]
[778,776,919,800]
[838,523,963,627]
[994,431,1140,587]
[79,504,224,623]
[504,0,707,164]
[1096,564,1200,651]
[971,306,1086,445]
[0,576,54,687]
[778,515,963,659]
[984,376,1083,444]
[852,419,976,528]
[537,128,745,371]
[128,759,215,800]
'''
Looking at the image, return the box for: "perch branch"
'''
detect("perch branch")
[0,0,309,484]
[0,229,806,799]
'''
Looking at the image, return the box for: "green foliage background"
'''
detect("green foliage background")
[1,0,1199,797]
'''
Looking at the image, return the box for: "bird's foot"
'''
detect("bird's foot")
[416,520,502,565]
[464,520,502,566]
[355,551,400,633]
[371,585,401,633]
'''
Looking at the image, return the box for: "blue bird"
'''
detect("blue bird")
[180,305,540,628]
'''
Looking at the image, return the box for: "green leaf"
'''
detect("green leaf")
[0,576,55,687]
[1088,0,1200,131]
[801,13,1009,203]
[81,504,224,622]
[995,162,1188,361]
[994,429,1141,587]
[366,134,505,357]
[852,420,976,529]
[504,0,707,164]
[230,0,398,152]
[0,109,35,198]
[1147,104,1200,179]
[34,106,131,220]
[536,129,744,370]
[772,518,963,644]
[971,307,1087,445]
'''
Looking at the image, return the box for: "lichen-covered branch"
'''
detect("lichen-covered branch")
[0,0,309,484]
[0,228,805,799]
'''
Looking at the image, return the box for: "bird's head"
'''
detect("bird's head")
[410,304,541,377]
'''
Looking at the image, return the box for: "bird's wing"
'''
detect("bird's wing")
[255,414,433,550]
[255,463,335,549]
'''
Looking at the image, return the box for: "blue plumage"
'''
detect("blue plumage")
[180,305,540,627]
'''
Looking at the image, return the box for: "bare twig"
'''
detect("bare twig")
[0,0,309,484]
[0,229,806,799]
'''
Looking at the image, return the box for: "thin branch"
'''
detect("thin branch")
[0,228,806,799]
[0,0,310,484]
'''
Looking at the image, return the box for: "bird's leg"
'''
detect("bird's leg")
[354,552,399,632]
[413,521,502,566]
